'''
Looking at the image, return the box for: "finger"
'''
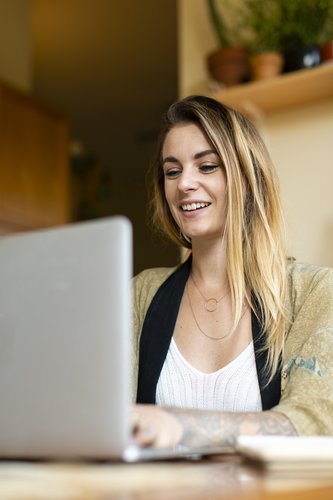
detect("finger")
[131,410,141,433]
[133,424,158,446]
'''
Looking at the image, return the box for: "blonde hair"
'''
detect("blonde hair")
[148,95,287,382]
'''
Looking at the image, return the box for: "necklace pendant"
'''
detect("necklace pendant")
[205,298,218,312]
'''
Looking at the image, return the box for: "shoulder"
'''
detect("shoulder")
[286,260,333,289]
[133,266,178,293]
[132,265,178,319]
[285,259,333,332]
[286,260,333,308]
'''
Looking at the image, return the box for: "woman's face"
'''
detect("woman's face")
[162,123,227,244]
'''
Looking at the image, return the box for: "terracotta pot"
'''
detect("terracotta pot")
[320,40,333,63]
[251,52,284,80]
[207,47,251,87]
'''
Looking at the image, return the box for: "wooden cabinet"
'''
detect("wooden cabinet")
[0,82,70,235]
[212,63,333,114]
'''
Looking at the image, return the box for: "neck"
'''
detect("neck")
[190,237,228,287]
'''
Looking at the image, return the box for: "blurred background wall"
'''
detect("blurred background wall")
[32,0,180,274]
[0,0,32,91]
[0,0,179,274]
[0,0,332,272]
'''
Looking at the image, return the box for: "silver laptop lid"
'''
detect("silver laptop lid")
[0,216,132,459]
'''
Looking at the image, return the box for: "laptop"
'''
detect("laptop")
[0,216,232,462]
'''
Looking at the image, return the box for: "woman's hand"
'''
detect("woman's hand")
[132,404,183,448]
[132,405,297,450]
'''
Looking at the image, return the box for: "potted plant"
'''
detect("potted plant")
[276,0,333,72]
[206,0,251,87]
[240,0,285,80]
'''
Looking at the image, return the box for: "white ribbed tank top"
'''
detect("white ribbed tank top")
[156,339,262,412]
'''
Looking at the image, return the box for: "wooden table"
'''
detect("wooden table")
[0,454,333,499]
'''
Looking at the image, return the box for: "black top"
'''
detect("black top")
[136,256,281,410]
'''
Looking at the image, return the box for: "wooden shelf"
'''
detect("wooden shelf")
[212,63,333,115]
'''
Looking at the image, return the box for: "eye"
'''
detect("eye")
[199,164,220,173]
[164,168,181,179]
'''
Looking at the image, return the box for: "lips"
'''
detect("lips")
[181,202,210,212]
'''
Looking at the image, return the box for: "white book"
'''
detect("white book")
[236,436,333,471]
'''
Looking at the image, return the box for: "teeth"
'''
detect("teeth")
[181,202,209,211]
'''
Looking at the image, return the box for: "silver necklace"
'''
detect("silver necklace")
[186,281,247,341]
[190,274,229,312]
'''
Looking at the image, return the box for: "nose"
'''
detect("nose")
[177,167,198,192]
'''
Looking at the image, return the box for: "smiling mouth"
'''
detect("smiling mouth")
[181,202,210,212]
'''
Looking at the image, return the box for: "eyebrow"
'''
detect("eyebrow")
[162,149,218,165]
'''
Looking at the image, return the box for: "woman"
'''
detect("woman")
[132,95,333,449]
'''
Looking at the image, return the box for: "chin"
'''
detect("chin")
[186,231,212,241]
[189,229,224,242]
